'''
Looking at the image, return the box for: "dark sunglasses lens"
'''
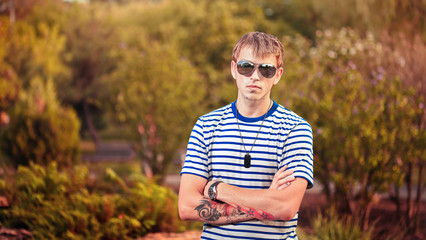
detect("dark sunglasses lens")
[259,64,276,78]
[237,61,254,75]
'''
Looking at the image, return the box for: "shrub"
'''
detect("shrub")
[312,209,374,240]
[106,167,185,233]
[0,162,187,239]
[290,28,422,230]
[0,74,80,169]
[0,106,80,168]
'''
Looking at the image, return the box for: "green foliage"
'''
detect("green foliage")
[0,103,80,168]
[113,179,183,233]
[290,28,424,229]
[111,0,269,107]
[25,0,70,31]
[0,77,80,168]
[0,18,20,111]
[57,2,119,106]
[0,14,82,168]
[0,162,186,239]
[265,0,426,40]
[311,0,426,38]
[271,33,314,105]
[5,20,69,89]
[111,40,206,178]
[0,64,19,111]
[9,1,121,140]
[311,209,374,240]
[106,0,279,178]
[261,0,319,39]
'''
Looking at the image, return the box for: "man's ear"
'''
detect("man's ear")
[231,61,236,79]
[274,67,284,85]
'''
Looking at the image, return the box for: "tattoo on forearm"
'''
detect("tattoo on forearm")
[194,197,274,222]
[236,205,274,220]
[194,199,221,221]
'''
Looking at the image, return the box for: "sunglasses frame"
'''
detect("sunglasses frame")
[236,60,277,79]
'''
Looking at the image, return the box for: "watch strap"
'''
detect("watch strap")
[208,181,222,201]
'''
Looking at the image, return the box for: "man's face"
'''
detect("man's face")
[231,47,283,102]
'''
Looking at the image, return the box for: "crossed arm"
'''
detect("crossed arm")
[178,166,308,225]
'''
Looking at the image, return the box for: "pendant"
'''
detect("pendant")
[244,153,251,168]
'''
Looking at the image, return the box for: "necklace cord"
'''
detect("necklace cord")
[235,100,272,155]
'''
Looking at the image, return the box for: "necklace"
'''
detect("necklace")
[235,100,272,168]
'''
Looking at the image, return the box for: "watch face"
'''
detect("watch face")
[208,186,215,199]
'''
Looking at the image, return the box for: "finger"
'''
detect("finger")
[274,169,294,182]
[269,178,280,190]
[280,169,294,178]
[278,182,291,190]
[270,179,278,189]
[281,174,295,183]
[271,176,294,190]
[270,166,293,190]
[276,175,295,187]
[276,165,288,174]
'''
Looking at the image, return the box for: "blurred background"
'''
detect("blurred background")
[0,0,425,239]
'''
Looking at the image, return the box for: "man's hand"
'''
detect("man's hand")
[269,166,295,190]
[203,166,295,199]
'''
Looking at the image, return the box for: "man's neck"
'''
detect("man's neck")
[236,98,272,118]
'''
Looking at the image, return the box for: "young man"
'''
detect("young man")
[179,32,313,239]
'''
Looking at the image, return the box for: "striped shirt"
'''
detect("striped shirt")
[181,101,314,240]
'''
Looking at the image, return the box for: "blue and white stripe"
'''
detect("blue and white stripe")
[181,101,314,239]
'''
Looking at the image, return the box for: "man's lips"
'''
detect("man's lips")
[247,85,261,90]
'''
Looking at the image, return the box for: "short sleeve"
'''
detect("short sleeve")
[180,117,209,179]
[280,120,314,188]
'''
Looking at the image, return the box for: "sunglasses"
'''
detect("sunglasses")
[236,60,277,79]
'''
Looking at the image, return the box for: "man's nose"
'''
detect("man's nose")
[250,66,261,80]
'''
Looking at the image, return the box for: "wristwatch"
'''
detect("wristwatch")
[208,181,222,201]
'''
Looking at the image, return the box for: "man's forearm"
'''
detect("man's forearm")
[211,179,308,221]
[193,197,274,225]
[178,172,298,224]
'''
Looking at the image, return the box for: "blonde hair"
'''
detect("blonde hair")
[232,32,284,68]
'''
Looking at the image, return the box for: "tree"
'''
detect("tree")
[379,32,426,235]
[104,0,273,179]
[112,0,270,109]
[56,3,119,146]
[311,0,426,39]
[290,29,425,231]
[173,0,270,107]
[260,0,319,39]
[15,0,120,146]
[0,19,80,168]
[111,41,206,181]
